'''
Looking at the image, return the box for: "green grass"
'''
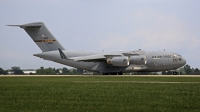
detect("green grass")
[0,76,200,112]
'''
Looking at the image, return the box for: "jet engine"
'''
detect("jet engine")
[107,56,129,66]
[129,55,146,65]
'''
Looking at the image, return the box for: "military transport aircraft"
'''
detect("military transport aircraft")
[8,22,186,75]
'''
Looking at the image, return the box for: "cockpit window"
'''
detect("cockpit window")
[173,53,182,58]
[173,53,177,58]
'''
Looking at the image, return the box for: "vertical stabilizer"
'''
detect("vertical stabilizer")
[8,22,65,52]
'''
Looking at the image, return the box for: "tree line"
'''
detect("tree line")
[0,66,23,75]
[183,64,200,75]
[0,64,200,75]
[36,67,84,75]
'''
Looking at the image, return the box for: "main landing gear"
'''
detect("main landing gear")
[172,72,178,75]
[102,72,123,75]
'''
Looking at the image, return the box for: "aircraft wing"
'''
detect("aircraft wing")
[69,54,123,62]
[58,48,141,62]
[58,48,124,62]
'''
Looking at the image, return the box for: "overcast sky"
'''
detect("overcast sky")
[0,0,200,69]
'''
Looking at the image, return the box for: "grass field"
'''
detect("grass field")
[0,76,200,112]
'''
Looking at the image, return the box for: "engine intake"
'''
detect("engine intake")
[107,56,129,66]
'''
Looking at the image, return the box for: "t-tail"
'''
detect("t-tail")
[7,22,65,52]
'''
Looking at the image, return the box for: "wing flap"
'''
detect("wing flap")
[69,55,106,62]
[69,54,123,62]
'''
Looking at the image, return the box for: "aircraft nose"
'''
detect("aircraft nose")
[181,58,186,66]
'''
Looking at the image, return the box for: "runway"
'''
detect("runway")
[1,75,200,77]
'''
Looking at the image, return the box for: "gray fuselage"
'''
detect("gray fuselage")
[34,50,186,73]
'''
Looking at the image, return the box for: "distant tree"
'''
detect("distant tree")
[11,66,24,75]
[194,68,200,73]
[0,68,7,75]
[192,68,195,73]
[193,68,200,75]
[36,67,57,75]
[36,67,45,74]
[62,67,70,74]
[72,68,77,74]
[77,68,83,74]
[55,69,60,74]
[184,64,192,74]
[179,67,186,75]
[44,67,56,74]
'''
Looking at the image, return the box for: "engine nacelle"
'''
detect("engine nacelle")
[129,55,147,65]
[107,56,129,66]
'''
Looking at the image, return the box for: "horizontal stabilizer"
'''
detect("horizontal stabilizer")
[7,22,42,29]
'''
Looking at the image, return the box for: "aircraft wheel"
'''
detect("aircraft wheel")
[110,73,117,75]
[102,73,109,75]
[173,72,178,75]
[118,72,123,75]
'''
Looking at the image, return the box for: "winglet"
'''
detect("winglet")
[58,48,67,59]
